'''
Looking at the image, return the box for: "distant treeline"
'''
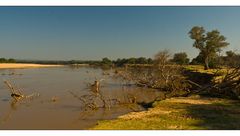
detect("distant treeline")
[111,57,154,67]
[190,50,240,68]
[0,58,16,63]
[15,60,101,65]
[14,57,154,67]
[2,50,239,68]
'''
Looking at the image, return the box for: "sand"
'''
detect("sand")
[0,63,64,69]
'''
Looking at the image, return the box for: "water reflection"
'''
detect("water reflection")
[1,99,18,125]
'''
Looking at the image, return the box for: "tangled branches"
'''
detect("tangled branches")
[188,66,240,99]
[210,67,240,99]
[68,78,138,112]
[114,50,191,96]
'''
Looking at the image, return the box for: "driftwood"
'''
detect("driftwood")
[91,80,100,93]
[68,90,107,111]
[1,81,40,124]
[68,79,138,112]
[4,80,40,101]
[4,81,24,101]
[69,75,112,111]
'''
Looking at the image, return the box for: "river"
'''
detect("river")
[0,66,163,129]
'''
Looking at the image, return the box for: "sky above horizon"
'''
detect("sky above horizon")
[0,7,240,60]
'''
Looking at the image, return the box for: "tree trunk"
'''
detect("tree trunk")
[204,56,209,70]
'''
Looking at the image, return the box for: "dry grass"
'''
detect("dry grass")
[184,65,234,84]
[92,95,240,130]
[184,65,227,74]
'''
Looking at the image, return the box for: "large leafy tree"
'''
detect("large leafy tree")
[189,26,229,69]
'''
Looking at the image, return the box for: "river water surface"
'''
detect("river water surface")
[0,66,163,129]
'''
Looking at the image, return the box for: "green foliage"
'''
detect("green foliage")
[147,58,154,64]
[113,57,153,67]
[190,52,204,65]
[8,58,16,63]
[189,26,229,69]
[127,58,136,64]
[192,50,240,68]
[0,58,16,63]
[172,52,190,65]
[226,50,236,58]
[136,57,148,64]
[13,57,153,67]
[190,52,219,68]
[0,58,7,63]
[101,57,112,65]
[222,50,240,67]
[113,58,127,67]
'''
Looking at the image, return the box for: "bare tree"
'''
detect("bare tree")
[114,50,191,96]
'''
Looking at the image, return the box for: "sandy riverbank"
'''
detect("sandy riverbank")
[0,63,64,69]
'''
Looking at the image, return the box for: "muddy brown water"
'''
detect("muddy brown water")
[0,66,164,129]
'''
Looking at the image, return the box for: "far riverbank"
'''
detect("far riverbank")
[0,63,64,69]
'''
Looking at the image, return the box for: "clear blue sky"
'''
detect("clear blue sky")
[0,7,240,60]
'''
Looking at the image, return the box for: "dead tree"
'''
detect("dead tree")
[187,67,240,99]
[114,50,191,96]
[68,78,139,112]
[4,81,24,101]
[91,80,100,93]
[4,80,40,101]
[211,67,240,99]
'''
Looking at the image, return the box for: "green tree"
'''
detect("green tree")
[224,50,239,67]
[190,52,204,65]
[147,58,153,64]
[189,26,229,69]
[101,57,112,65]
[0,58,7,63]
[127,58,136,64]
[172,52,189,65]
[8,58,16,63]
[136,57,147,64]
[226,50,236,58]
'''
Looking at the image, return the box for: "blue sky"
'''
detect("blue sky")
[0,7,240,60]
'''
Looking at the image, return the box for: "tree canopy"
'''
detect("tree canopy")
[172,52,189,65]
[0,58,16,63]
[189,26,229,69]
